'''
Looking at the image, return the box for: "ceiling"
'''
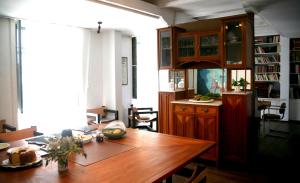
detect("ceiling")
[0,0,299,37]
[142,0,300,37]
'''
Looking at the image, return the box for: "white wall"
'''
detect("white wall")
[86,30,132,124]
[121,36,132,122]
[0,17,17,127]
[86,32,103,108]
[280,36,289,121]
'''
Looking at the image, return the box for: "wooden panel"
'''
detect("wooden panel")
[174,104,194,113]
[195,106,217,116]
[158,92,175,134]
[173,112,195,138]
[222,94,250,164]
[195,116,217,161]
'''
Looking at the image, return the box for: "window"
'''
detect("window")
[15,20,23,113]
[230,69,252,90]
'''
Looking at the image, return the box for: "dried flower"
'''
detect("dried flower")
[45,136,87,166]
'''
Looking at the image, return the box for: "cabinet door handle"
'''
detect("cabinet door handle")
[203,108,208,113]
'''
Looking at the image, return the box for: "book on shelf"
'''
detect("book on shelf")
[255,73,279,81]
[255,35,280,44]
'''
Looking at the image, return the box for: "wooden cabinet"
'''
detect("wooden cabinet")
[221,92,252,164]
[198,31,222,63]
[223,13,254,69]
[176,31,222,65]
[157,27,184,69]
[173,105,195,138]
[158,91,187,134]
[171,103,220,162]
[177,33,197,62]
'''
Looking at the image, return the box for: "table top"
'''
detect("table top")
[0,128,215,183]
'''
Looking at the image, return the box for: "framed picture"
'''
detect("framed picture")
[122,57,128,85]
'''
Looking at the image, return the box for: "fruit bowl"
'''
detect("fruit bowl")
[102,128,126,139]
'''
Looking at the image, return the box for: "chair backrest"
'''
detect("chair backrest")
[279,102,286,115]
[278,102,286,120]
[0,126,37,142]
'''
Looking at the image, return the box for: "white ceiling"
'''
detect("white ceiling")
[0,0,299,37]
[0,0,165,35]
[142,0,300,37]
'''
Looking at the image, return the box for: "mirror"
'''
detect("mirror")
[188,68,227,95]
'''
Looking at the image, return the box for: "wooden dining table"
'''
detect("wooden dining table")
[0,128,215,183]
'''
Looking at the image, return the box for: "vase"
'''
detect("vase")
[58,159,68,172]
[234,86,240,92]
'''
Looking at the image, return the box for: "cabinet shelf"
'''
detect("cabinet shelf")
[255,42,279,47]
[255,62,280,65]
[255,52,279,56]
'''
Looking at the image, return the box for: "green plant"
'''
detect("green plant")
[238,77,249,88]
[45,136,87,167]
[232,79,239,87]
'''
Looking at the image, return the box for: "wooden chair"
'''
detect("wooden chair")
[128,104,158,132]
[0,119,16,133]
[0,126,37,142]
[169,164,207,183]
[87,106,118,124]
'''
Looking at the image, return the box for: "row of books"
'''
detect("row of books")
[255,35,280,44]
[255,73,280,81]
[255,65,280,73]
[255,56,279,63]
[290,52,300,61]
[255,46,278,54]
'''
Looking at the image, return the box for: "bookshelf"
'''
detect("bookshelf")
[254,35,280,98]
[290,38,300,99]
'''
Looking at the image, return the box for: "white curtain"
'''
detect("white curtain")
[19,20,90,134]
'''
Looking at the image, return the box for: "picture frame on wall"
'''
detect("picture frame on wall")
[122,57,128,85]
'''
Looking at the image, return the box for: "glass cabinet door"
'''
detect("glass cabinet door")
[177,35,196,60]
[200,34,219,57]
[225,20,243,66]
[159,30,171,68]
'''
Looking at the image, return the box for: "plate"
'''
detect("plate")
[188,99,214,103]
[0,156,43,169]
[0,143,10,151]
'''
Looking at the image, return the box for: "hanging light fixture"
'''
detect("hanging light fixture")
[97,21,102,34]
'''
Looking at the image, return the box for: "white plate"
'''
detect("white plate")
[1,156,42,169]
[188,99,214,103]
[0,143,10,150]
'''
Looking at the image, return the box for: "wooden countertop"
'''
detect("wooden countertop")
[171,99,223,106]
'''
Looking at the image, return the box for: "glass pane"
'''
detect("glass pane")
[225,21,242,65]
[178,36,195,57]
[200,34,218,56]
[160,31,171,67]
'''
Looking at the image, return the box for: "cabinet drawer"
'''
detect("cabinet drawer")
[195,106,217,116]
[174,105,194,113]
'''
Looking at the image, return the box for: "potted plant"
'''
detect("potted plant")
[232,79,240,92]
[238,77,249,91]
[45,136,87,172]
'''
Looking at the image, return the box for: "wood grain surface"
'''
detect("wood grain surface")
[0,128,214,183]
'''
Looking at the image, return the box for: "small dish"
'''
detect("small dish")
[0,143,10,151]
